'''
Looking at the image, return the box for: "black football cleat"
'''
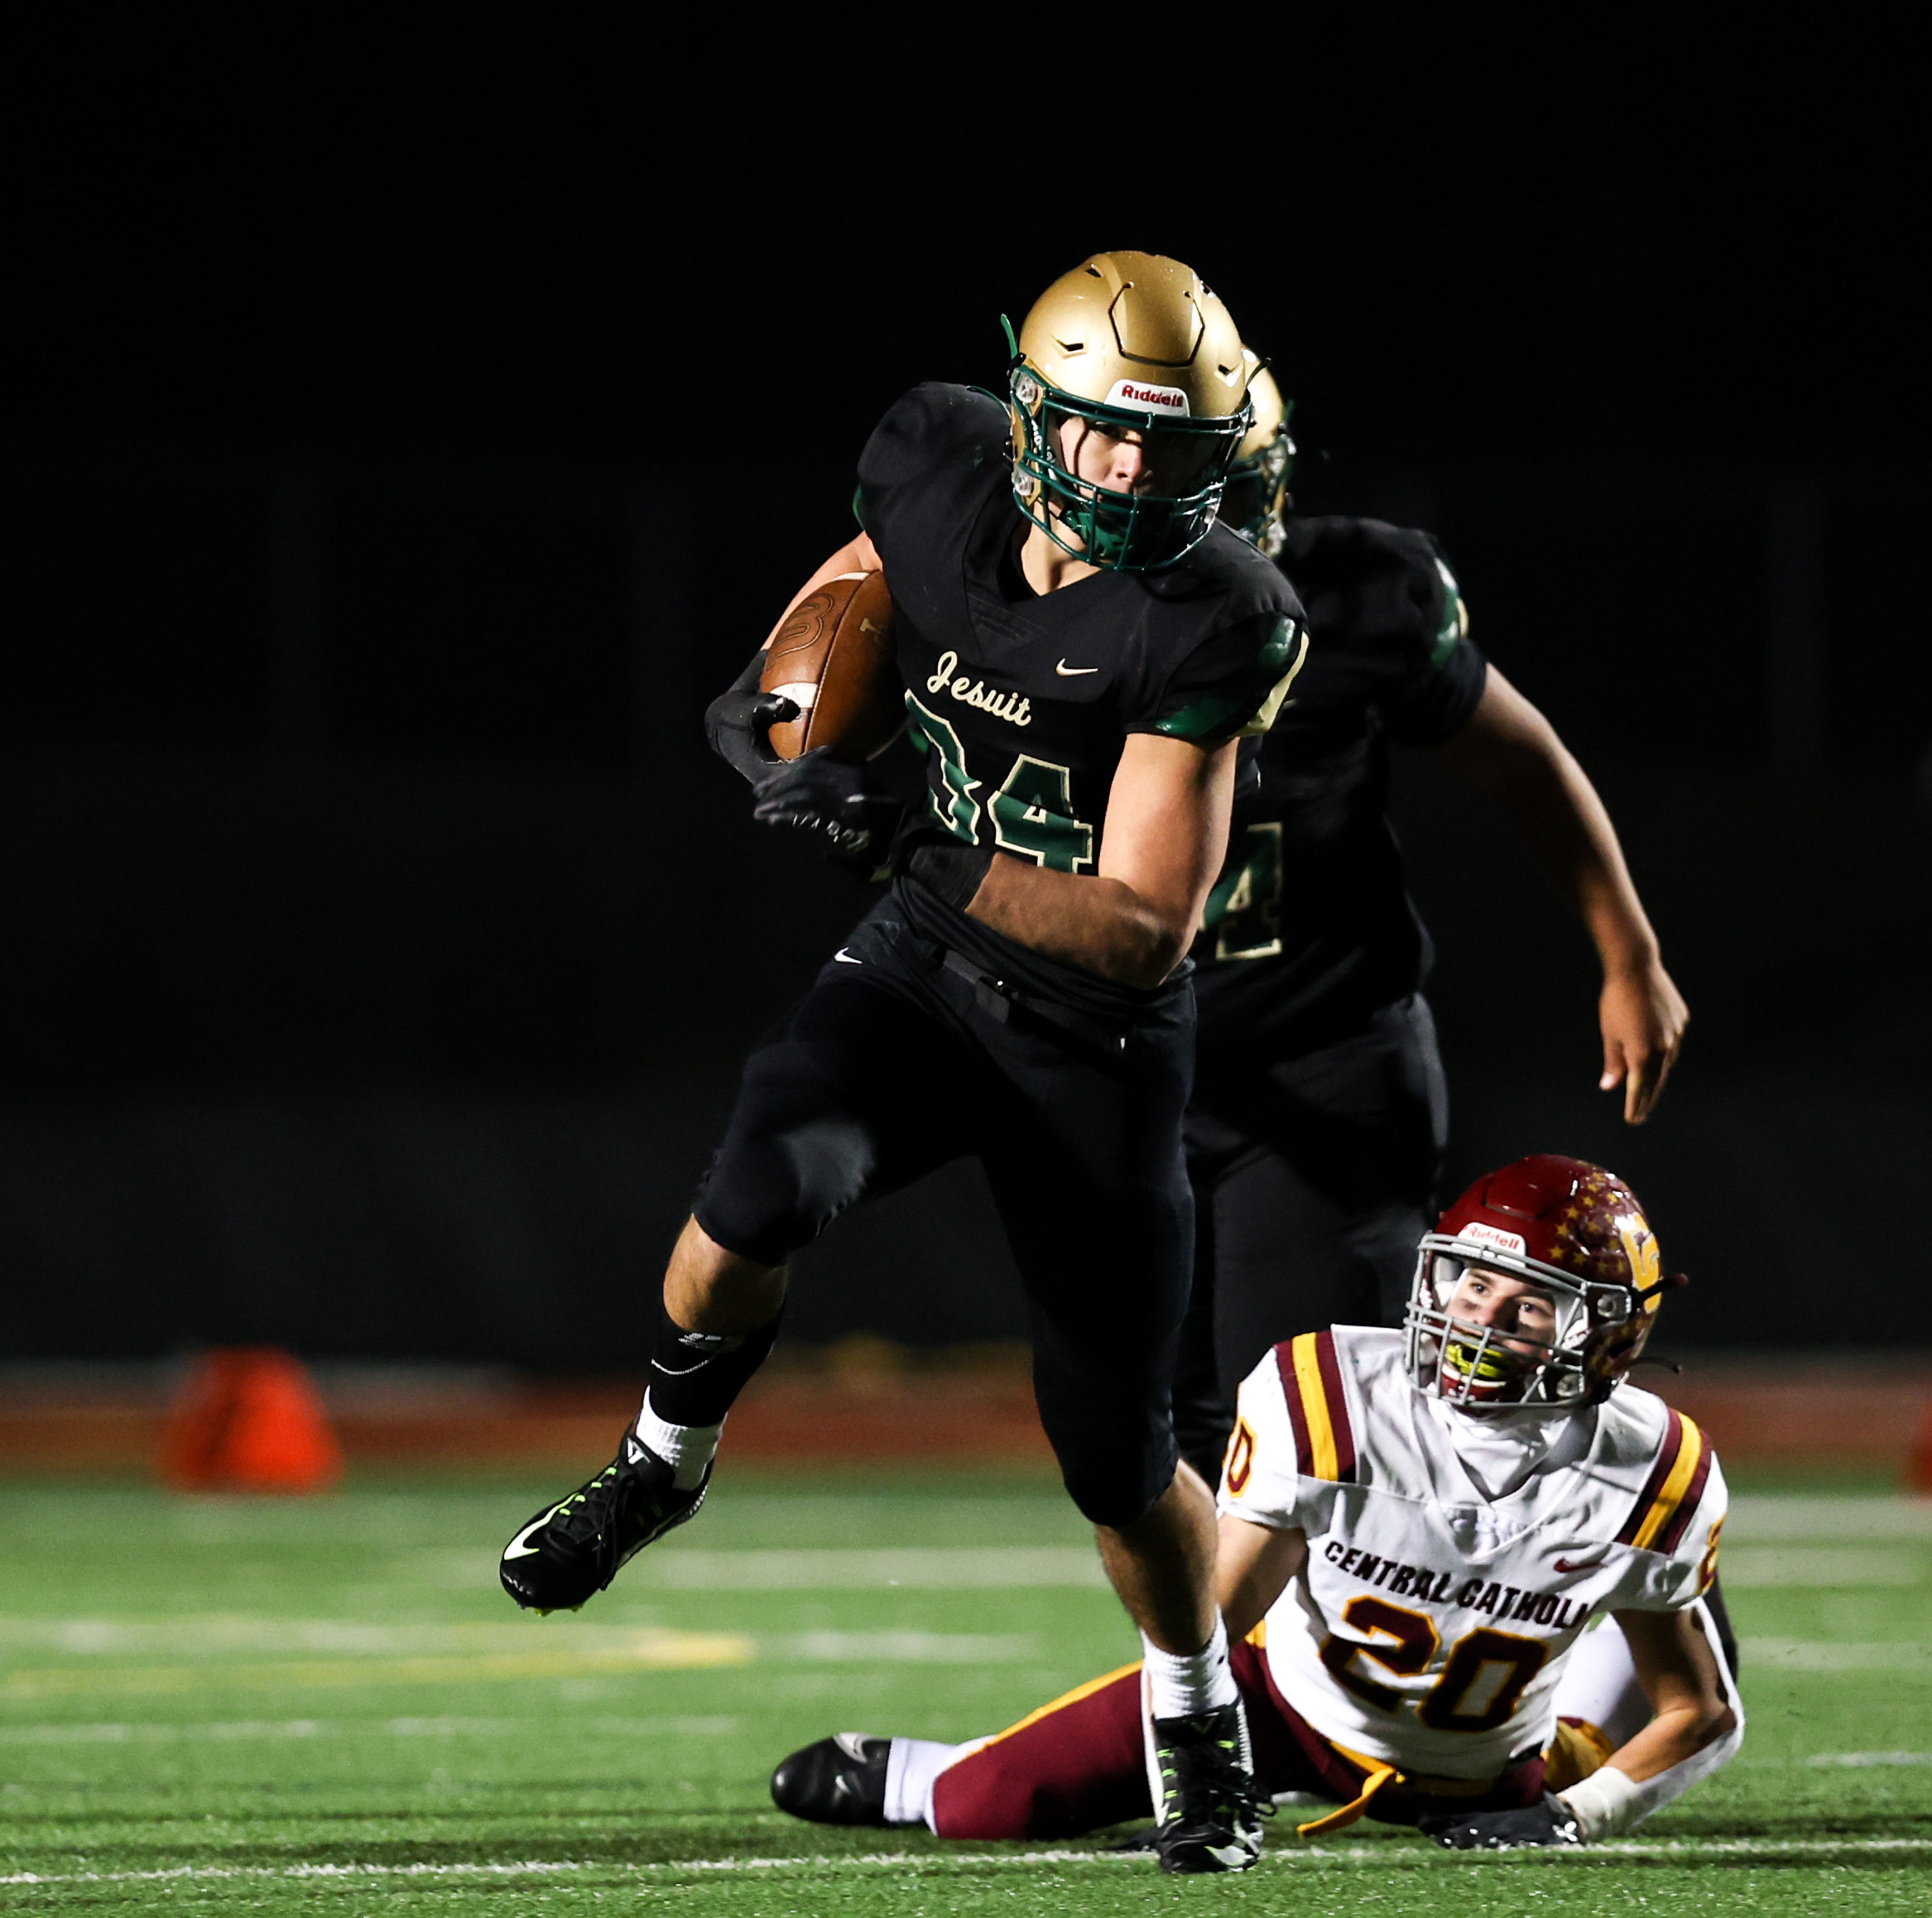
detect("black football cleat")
[1420,1793,1583,1850]
[770,1733,894,1827]
[499,1437,709,1613]
[1148,1704,1269,1874]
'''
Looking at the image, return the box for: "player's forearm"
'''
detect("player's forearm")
[1214,1536,1277,1641]
[1599,1696,1737,1785]
[1559,1698,1741,1839]
[1214,1519,1305,1640]
[965,855,1189,989]
[1537,752,1660,978]
[985,730,1232,988]
[1440,718,1659,976]
[1561,1606,1744,1839]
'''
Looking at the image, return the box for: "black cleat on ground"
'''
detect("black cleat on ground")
[1149,1704,1269,1874]
[770,1733,893,1827]
[1420,1792,1582,1850]
[499,1438,709,1613]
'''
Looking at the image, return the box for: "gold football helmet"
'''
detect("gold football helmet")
[1219,350,1295,558]
[1007,252,1253,571]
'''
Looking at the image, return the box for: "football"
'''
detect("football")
[760,570,902,762]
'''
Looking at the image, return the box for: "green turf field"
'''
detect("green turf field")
[2,1468,1929,1914]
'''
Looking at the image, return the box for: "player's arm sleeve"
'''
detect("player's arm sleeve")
[1215,1348,1334,1533]
[1558,1596,1746,1839]
[1627,1451,1730,1615]
[855,383,1005,560]
[1137,607,1312,747]
[1555,1454,1740,1840]
[1375,536,1488,748]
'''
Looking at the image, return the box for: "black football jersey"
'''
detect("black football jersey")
[1189,516,1487,1060]
[858,383,1305,1011]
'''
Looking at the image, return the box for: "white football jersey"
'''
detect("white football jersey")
[1219,1326,1726,1781]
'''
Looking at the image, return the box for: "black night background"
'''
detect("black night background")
[2,12,1927,1367]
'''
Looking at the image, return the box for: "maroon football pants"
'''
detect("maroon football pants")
[930,1638,1545,1841]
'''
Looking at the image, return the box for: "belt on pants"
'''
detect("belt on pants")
[940,948,1133,1058]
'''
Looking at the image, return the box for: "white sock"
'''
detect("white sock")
[885,1737,961,1828]
[1141,1618,1238,1720]
[632,1394,721,1493]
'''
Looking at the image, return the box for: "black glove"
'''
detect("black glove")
[704,648,798,788]
[706,648,906,868]
[1420,1793,1584,1851]
[752,749,905,862]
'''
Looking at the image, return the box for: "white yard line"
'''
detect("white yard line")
[1725,1497,1932,1542]
[1807,1751,1930,1767]
[5,1836,1930,1887]
[1742,1638,1932,1671]
[637,1547,1107,1589]
[0,1618,740,1656]
[0,1626,1034,1698]
[0,1632,755,1699]
[0,1714,736,1743]
[780,1631,1036,1663]
[1718,1547,1925,1587]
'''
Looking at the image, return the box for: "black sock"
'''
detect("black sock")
[644,1300,783,1430]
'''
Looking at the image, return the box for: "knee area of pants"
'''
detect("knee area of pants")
[688,1202,795,1272]
[1060,1452,1174,1531]
[701,1121,874,1262]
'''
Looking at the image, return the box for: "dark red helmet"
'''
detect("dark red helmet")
[1403,1154,1680,1408]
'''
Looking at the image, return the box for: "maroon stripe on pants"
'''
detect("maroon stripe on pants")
[930,1666,1148,1840]
[930,1641,1355,1841]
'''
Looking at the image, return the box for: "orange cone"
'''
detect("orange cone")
[161,1348,344,1493]
[1909,1399,1932,1497]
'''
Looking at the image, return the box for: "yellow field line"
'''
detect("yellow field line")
[2,1630,752,1697]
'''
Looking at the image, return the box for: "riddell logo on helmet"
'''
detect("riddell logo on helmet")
[1459,1221,1528,1256]
[1105,379,1190,416]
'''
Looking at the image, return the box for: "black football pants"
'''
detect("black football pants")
[692,896,1195,1530]
[1173,993,1449,1483]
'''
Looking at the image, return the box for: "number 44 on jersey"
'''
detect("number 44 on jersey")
[907,695,1095,873]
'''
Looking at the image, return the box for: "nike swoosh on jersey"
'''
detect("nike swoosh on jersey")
[1552,1556,1610,1574]
[834,949,864,964]
[502,1513,555,1560]
[1054,661,1099,676]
